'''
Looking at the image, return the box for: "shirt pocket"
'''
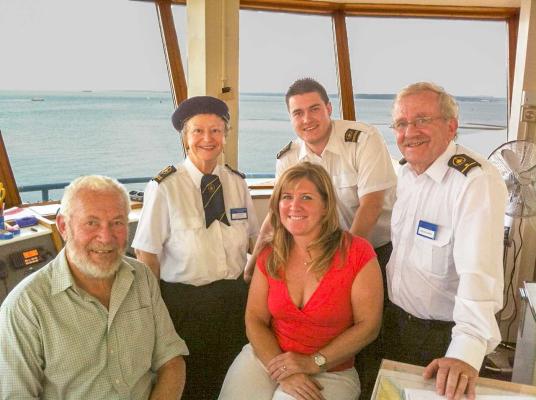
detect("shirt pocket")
[414,227,452,277]
[332,172,358,206]
[113,306,155,382]
[169,215,205,268]
[171,215,204,232]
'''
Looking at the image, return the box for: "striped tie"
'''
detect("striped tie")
[201,174,230,228]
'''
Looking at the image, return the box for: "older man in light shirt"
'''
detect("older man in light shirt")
[384,82,507,400]
[0,175,188,400]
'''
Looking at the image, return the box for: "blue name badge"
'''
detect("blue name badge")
[417,220,438,240]
[230,207,248,220]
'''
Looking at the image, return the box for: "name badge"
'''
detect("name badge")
[417,220,438,240]
[231,208,248,220]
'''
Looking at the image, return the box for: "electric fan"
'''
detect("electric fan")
[483,140,536,375]
[488,140,536,220]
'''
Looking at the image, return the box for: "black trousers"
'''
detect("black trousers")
[160,278,248,400]
[382,301,455,367]
[354,242,392,400]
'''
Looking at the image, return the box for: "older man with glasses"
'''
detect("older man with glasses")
[383,82,507,400]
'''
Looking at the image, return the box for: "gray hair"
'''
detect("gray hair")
[181,115,231,138]
[393,81,459,120]
[60,175,129,220]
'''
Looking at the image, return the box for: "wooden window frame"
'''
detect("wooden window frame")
[1,1,519,201]
[166,0,518,120]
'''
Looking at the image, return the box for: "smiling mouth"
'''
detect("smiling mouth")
[405,141,427,148]
[288,216,306,220]
[91,249,115,255]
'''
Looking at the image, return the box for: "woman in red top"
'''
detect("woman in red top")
[219,162,383,400]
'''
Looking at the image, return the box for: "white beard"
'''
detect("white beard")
[65,241,124,279]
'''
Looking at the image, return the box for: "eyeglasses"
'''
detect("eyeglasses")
[390,116,445,132]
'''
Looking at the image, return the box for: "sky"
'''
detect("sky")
[0,0,508,97]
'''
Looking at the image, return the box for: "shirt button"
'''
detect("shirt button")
[110,349,114,354]
[115,379,120,384]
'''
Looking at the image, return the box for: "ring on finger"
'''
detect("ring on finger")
[281,365,287,371]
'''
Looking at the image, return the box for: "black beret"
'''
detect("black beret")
[171,96,230,131]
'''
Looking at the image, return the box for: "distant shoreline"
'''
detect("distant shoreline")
[0,89,507,103]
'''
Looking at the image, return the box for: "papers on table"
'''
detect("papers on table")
[405,388,536,400]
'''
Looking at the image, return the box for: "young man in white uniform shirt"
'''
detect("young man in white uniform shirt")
[275,118,394,251]
[385,82,507,400]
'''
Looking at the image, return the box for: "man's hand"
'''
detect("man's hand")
[267,352,317,381]
[423,357,478,400]
[278,373,325,400]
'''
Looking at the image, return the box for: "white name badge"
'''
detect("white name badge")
[416,220,438,240]
[231,207,248,220]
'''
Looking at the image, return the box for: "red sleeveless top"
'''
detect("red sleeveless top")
[257,235,376,371]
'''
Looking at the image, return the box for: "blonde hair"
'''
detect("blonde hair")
[266,162,348,279]
[393,81,459,120]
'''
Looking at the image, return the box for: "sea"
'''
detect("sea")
[0,90,508,203]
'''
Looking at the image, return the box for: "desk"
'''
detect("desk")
[372,360,536,399]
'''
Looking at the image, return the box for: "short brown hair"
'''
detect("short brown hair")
[285,78,330,109]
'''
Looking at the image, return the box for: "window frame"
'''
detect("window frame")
[1,0,519,203]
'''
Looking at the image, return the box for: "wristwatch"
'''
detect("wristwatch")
[313,352,327,371]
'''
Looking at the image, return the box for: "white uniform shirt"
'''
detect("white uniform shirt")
[132,158,259,286]
[276,120,397,248]
[387,141,506,370]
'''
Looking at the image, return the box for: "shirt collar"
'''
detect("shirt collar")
[297,122,338,160]
[423,141,457,183]
[50,249,135,296]
[184,156,222,187]
[51,248,75,295]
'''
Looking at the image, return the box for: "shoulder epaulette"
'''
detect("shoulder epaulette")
[153,165,177,184]
[448,154,481,176]
[399,158,407,165]
[225,164,246,179]
[276,141,292,159]
[344,129,362,143]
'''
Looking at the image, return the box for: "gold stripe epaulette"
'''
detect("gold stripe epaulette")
[344,129,362,143]
[153,165,177,184]
[448,154,481,176]
[276,141,292,159]
[225,164,246,179]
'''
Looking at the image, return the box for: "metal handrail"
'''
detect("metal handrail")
[18,173,275,202]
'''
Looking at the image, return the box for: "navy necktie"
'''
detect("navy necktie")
[201,174,230,228]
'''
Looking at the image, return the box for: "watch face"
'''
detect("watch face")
[314,353,326,367]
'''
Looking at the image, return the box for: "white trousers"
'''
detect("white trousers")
[218,344,361,400]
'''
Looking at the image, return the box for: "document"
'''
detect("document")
[405,388,536,399]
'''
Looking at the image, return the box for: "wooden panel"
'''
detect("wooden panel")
[332,11,355,120]
[238,1,518,20]
[156,0,188,107]
[507,12,519,119]
[155,0,187,156]
[0,130,22,208]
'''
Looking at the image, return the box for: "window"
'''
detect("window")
[346,17,508,159]
[238,10,340,176]
[0,1,187,202]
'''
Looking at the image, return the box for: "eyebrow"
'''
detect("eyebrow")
[290,103,322,114]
